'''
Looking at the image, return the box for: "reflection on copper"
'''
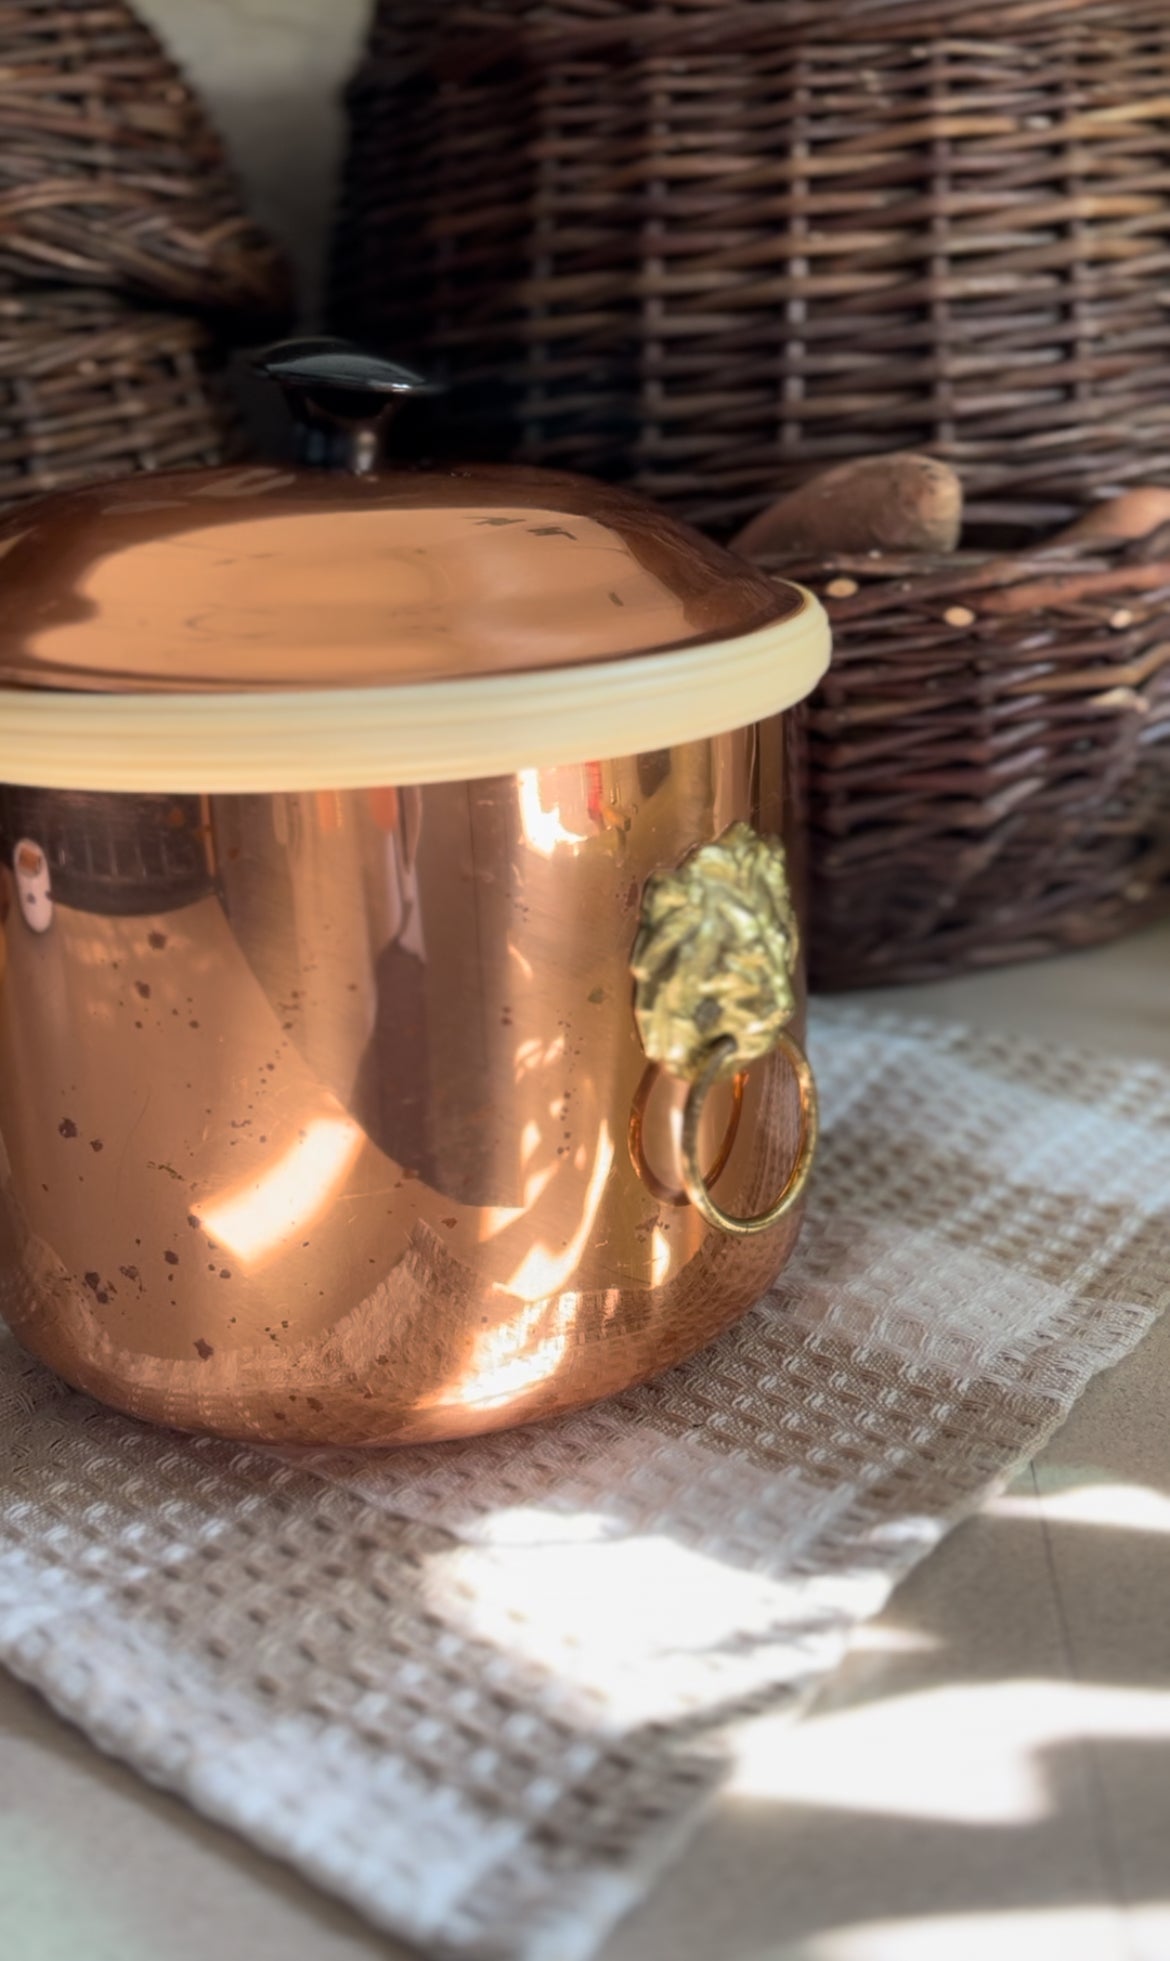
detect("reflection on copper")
[0,466,798,695]
[650,1225,673,1288]
[0,709,810,1444]
[455,1294,579,1415]
[628,1060,745,1206]
[521,1130,557,1209]
[505,1120,615,1303]
[508,939,535,983]
[194,1112,364,1267]
[517,767,591,857]
[513,1032,566,1083]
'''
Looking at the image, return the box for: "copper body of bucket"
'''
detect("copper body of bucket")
[0,716,810,1444]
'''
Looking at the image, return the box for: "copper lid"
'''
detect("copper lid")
[0,345,829,793]
[0,460,800,696]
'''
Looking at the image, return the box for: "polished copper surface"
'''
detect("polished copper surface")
[0,464,796,694]
[0,724,808,1445]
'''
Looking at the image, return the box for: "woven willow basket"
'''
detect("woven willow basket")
[335,0,1170,536]
[0,290,240,510]
[0,0,289,510]
[750,511,1170,986]
[0,0,288,316]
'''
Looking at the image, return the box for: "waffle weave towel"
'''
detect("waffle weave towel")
[1,1005,1167,1961]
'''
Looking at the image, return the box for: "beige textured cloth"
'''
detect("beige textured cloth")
[1,1005,1167,1961]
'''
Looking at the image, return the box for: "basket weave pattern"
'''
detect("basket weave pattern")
[0,293,238,506]
[334,0,1170,536]
[753,521,1170,984]
[0,1,287,314]
[0,1,289,510]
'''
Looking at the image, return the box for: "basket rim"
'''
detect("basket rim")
[357,0,1158,76]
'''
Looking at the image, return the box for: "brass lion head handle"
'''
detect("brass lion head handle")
[630,823,817,1236]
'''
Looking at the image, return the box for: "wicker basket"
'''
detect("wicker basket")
[749,509,1170,986]
[0,288,242,508]
[0,1,290,512]
[0,0,288,317]
[334,0,1170,536]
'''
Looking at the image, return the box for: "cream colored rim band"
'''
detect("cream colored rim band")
[0,595,829,794]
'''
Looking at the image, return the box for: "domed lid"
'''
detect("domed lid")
[0,343,829,792]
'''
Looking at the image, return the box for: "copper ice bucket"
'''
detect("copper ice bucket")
[0,344,830,1445]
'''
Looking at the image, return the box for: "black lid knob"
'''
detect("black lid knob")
[255,338,442,473]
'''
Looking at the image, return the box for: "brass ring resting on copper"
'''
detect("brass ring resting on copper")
[628,1059,745,1206]
[682,1030,818,1236]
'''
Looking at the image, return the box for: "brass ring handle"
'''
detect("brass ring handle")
[628,1059,746,1207]
[630,823,819,1239]
[681,1029,818,1236]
